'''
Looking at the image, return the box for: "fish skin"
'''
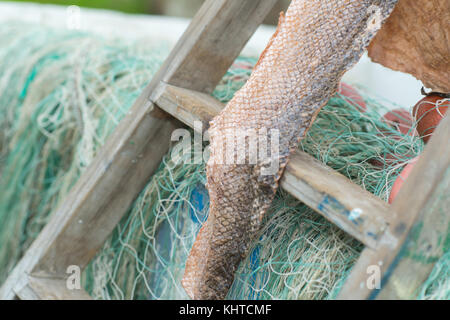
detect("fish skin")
[182,0,398,300]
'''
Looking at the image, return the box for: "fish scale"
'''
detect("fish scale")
[182,0,398,300]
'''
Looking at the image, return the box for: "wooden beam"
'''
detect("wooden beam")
[281,151,390,249]
[157,0,279,94]
[153,82,224,131]
[377,166,450,299]
[154,84,391,248]
[338,112,450,300]
[15,276,92,300]
[0,0,277,300]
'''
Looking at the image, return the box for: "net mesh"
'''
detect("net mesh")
[0,22,447,300]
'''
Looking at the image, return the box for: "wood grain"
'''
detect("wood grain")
[153,82,224,131]
[159,0,279,94]
[281,151,391,249]
[377,166,450,299]
[15,276,92,300]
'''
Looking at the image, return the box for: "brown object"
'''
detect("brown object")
[382,109,415,136]
[413,94,449,143]
[368,0,450,92]
[182,0,398,300]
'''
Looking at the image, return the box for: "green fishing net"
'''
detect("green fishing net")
[0,22,447,300]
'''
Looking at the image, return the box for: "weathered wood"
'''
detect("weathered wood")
[153,82,224,131]
[0,0,277,300]
[15,276,92,300]
[159,0,279,94]
[338,112,450,300]
[154,84,391,248]
[281,151,390,249]
[377,167,450,299]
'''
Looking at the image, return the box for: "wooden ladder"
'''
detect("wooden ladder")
[1,0,448,300]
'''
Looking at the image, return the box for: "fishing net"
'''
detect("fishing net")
[0,22,447,300]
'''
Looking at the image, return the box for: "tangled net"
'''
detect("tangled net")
[0,22,447,300]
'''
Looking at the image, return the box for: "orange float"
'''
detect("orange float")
[338,82,367,112]
[382,109,416,137]
[413,93,449,143]
[388,156,420,204]
[370,109,416,168]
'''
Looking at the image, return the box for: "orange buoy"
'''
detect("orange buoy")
[382,108,416,137]
[338,82,367,112]
[388,156,420,204]
[413,93,449,143]
[369,109,416,168]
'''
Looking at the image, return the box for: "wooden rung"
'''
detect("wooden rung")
[0,0,278,300]
[338,112,450,300]
[282,151,390,248]
[153,82,224,131]
[153,83,391,248]
[378,166,450,299]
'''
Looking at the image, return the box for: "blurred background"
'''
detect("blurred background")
[3,0,291,24]
[0,0,423,107]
